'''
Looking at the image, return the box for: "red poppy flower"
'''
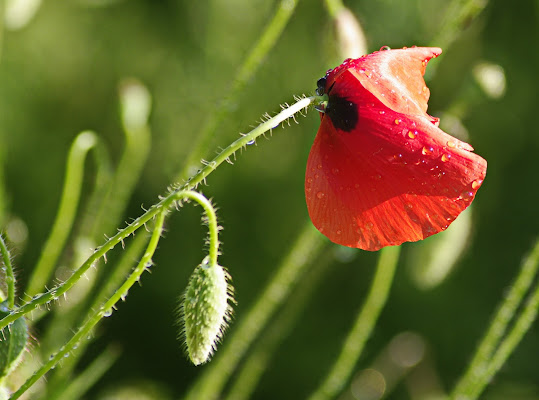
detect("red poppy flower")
[305,46,487,251]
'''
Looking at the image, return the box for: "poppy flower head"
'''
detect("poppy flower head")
[306,46,487,251]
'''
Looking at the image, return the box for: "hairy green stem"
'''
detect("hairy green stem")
[0,234,14,308]
[46,233,149,390]
[184,222,326,400]
[26,131,100,297]
[48,191,218,390]
[10,211,167,399]
[450,238,539,399]
[0,95,315,329]
[181,191,220,266]
[178,0,300,180]
[307,246,401,400]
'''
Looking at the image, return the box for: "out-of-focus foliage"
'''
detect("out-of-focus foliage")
[0,0,538,399]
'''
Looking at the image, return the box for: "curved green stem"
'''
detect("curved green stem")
[450,238,539,399]
[1,95,315,330]
[47,192,218,391]
[0,234,14,308]
[307,246,401,400]
[180,191,220,266]
[26,131,100,297]
[178,0,300,180]
[9,211,167,400]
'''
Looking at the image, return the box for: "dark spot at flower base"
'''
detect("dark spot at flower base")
[326,94,359,132]
[316,77,327,96]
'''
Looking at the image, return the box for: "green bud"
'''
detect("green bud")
[180,257,234,365]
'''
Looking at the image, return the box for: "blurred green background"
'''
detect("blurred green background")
[1,0,538,399]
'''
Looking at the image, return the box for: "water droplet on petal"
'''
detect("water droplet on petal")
[460,191,474,201]
[360,68,372,78]
[394,119,401,125]
[332,168,340,175]
[408,131,416,139]
[404,202,413,210]
[472,179,483,190]
[336,230,342,235]
[379,110,385,115]
[446,141,456,148]
[380,45,391,51]
[422,146,434,156]
[365,222,374,230]
[316,191,325,199]
[441,153,451,162]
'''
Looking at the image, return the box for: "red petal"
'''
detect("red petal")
[324,47,442,122]
[306,48,487,251]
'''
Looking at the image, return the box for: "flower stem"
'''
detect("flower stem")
[450,238,539,399]
[0,234,14,308]
[45,233,150,391]
[307,246,401,400]
[180,191,220,266]
[0,96,315,330]
[48,192,218,390]
[9,211,167,400]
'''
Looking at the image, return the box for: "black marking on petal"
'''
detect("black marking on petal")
[326,94,358,132]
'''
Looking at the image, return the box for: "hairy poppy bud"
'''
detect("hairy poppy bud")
[180,257,234,365]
